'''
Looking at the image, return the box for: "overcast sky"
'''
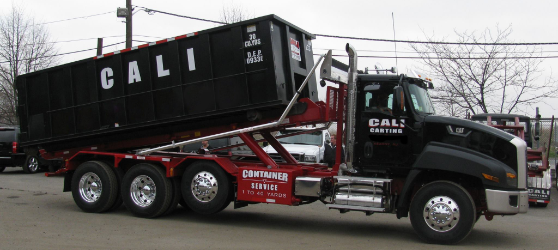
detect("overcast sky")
[6,0,558,117]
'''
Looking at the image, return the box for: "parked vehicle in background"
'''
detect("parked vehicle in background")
[0,126,26,172]
[0,126,59,173]
[263,127,330,164]
[472,113,553,207]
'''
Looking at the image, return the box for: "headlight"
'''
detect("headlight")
[304,155,317,163]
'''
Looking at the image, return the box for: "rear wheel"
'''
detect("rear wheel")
[182,161,232,215]
[162,177,181,215]
[71,161,119,213]
[22,155,40,173]
[107,166,124,211]
[121,163,172,218]
[0,166,5,172]
[410,181,476,244]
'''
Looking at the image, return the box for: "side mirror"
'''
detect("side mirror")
[428,82,434,89]
[392,86,405,116]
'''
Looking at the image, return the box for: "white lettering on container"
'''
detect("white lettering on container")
[244,33,261,48]
[187,48,196,71]
[246,50,263,64]
[156,55,170,77]
[101,67,114,89]
[128,61,141,84]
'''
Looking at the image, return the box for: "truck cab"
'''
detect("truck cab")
[262,128,331,164]
[354,74,434,173]
[350,72,527,219]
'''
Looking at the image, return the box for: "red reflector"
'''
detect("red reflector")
[12,142,18,154]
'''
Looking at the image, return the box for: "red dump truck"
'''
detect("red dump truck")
[16,15,528,244]
[472,114,553,207]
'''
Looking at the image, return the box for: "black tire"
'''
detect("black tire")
[536,202,549,208]
[162,177,181,216]
[121,163,172,218]
[107,166,124,211]
[0,166,5,172]
[71,161,119,213]
[48,164,59,173]
[22,155,40,174]
[178,196,191,210]
[410,181,476,244]
[181,161,232,215]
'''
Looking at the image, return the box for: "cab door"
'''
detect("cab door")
[354,82,414,172]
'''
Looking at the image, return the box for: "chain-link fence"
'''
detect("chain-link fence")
[533,118,556,152]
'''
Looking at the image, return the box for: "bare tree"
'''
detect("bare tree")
[219,3,254,24]
[410,26,558,117]
[0,5,58,125]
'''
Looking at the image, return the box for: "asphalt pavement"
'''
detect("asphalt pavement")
[1,167,557,250]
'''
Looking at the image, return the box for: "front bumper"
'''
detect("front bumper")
[485,189,528,214]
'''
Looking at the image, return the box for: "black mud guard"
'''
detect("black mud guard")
[396,169,422,218]
[63,171,73,192]
[396,142,513,218]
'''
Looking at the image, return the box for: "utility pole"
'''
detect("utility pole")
[97,38,103,55]
[117,0,133,48]
[126,0,132,48]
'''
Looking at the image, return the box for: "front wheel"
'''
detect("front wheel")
[22,155,40,173]
[182,161,232,215]
[410,181,476,244]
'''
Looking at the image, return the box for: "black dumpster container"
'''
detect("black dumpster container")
[16,15,318,151]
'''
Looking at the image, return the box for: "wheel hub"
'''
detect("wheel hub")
[191,171,218,202]
[423,196,460,232]
[130,175,156,207]
[28,157,39,172]
[78,172,102,203]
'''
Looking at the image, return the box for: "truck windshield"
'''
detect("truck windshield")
[408,84,435,115]
[276,130,323,146]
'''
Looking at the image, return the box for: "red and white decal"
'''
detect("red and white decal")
[93,32,198,60]
[290,38,301,61]
[237,167,294,205]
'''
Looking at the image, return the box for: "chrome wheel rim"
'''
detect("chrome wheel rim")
[79,172,102,203]
[423,196,460,232]
[130,175,156,207]
[191,171,218,203]
[28,157,39,172]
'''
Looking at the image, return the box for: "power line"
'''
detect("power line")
[0,35,164,48]
[123,7,558,46]
[0,41,125,64]
[35,11,116,26]
[133,5,227,25]
[314,47,558,55]
[315,34,558,46]
[320,54,558,60]
[0,36,126,47]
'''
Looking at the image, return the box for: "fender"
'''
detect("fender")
[396,141,516,218]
